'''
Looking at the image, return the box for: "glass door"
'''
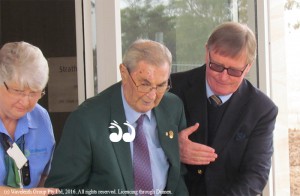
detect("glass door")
[0,0,78,143]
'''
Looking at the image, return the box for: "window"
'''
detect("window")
[120,0,254,80]
[77,0,294,194]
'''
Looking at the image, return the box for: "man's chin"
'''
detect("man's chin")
[138,104,155,113]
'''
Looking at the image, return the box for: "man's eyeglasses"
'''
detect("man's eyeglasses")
[126,68,171,93]
[4,82,45,100]
[208,52,248,77]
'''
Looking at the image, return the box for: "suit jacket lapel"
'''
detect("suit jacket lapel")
[183,66,208,144]
[153,106,180,192]
[212,80,250,153]
[109,83,134,190]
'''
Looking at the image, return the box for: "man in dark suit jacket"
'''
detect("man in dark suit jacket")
[170,22,278,195]
[45,39,188,196]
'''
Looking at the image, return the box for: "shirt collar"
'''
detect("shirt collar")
[121,87,152,124]
[0,114,31,141]
[206,79,232,104]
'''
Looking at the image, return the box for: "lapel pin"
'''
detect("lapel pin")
[166,130,174,139]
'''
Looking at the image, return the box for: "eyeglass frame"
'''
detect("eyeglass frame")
[125,67,172,93]
[3,82,45,100]
[208,51,248,77]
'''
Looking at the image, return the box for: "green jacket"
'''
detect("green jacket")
[45,82,188,196]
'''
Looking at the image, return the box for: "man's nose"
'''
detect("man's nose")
[146,88,157,99]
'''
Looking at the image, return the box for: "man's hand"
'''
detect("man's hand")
[179,123,218,165]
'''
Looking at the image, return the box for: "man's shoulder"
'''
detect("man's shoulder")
[170,65,205,96]
[83,82,120,105]
[159,92,184,111]
[162,92,183,103]
[73,82,121,115]
[156,92,185,121]
[241,79,278,109]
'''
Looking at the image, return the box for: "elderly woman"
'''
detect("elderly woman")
[0,42,57,194]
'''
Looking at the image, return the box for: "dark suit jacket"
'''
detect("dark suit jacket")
[170,65,278,196]
[45,82,188,196]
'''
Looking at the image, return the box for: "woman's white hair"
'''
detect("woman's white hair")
[0,41,49,91]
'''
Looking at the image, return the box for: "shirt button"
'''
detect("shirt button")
[197,169,203,175]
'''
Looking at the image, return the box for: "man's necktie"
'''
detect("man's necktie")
[133,114,153,192]
[209,95,222,107]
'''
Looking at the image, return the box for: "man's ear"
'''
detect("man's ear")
[244,62,253,75]
[120,64,127,80]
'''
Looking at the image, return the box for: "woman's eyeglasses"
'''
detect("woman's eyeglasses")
[3,82,45,100]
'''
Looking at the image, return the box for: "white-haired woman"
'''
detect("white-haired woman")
[0,42,57,195]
